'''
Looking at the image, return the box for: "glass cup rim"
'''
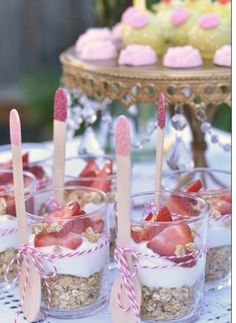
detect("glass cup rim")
[25,185,109,220]
[0,143,52,166]
[115,189,210,225]
[0,169,36,196]
[162,167,231,196]
[65,154,116,181]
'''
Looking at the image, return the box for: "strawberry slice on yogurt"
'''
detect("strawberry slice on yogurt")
[147,223,196,267]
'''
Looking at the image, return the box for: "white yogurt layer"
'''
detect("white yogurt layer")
[0,215,19,252]
[34,236,109,278]
[132,241,204,289]
[207,219,231,248]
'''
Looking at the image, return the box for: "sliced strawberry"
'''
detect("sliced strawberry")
[210,197,231,215]
[0,172,13,185]
[185,180,203,193]
[34,231,82,250]
[77,170,97,187]
[155,207,173,222]
[166,195,197,216]
[22,152,29,166]
[79,159,99,178]
[145,212,155,221]
[24,165,45,180]
[6,197,16,216]
[90,161,112,193]
[48,201,84,218]
[147,223,194,261]
[220,192,232,203]
[92,219,104,233]
[71,217,93,234]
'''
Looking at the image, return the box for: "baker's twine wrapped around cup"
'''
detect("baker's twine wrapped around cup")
[5,236,110,322]
[114,242,208,323]
[114,245,141,323]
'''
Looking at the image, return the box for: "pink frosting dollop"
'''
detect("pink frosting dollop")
[75,28,112,52]
[118,45,157,66]
[79,40,117,61]
[170,7,190,26]
[163,46,203,68]
[122,6,149,29]
[199,13,220,29]
[213,45,231,67]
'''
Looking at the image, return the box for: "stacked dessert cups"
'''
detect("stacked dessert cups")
[0,143,52,191]
[128,189,209,322]
[25,185,110,319]
[0,169,36,287]
[64,155,117,265]
[162,168,231,291]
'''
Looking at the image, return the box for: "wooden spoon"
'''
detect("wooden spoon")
[52,88,68,203]
[10,109,41,321]
[155,93,167,206]
[110,115,141,323]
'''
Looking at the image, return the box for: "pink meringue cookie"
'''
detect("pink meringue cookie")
[118,45,157,66]
[170,7,190,26]
[79,40,117,61]
[199,13,220,29]
[213,45,231,67]
[163,46,203,68]
[75,28,112,52]
[122,6,149,29]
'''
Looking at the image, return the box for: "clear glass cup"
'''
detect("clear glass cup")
[25,186,109,319]
[0,170,36,288]
[64,155,116,265]
[129,190,209,323]
[162,168,231,291]
[0,143,52,190]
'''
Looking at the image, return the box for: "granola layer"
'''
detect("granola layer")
[141,280,202,321]
[205,245,231,282]
[42,272,102,309]
[0,248,17,280]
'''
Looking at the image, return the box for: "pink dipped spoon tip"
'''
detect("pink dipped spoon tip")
[53,87,68,122]
[157,92,166,130]
[115,115,130,156]
[10,109,22,146]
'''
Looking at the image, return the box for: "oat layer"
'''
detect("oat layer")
[0,248,17,281]
[205,245,231,282]
[42,272,102,309]
[141,280,202,321]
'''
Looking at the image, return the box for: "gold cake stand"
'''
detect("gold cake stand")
[60,47,231,167]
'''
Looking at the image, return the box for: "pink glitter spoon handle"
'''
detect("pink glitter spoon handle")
[110,116,141,323]
[52,88,68,202]
[10,109,41,321]
[155,93,167,207]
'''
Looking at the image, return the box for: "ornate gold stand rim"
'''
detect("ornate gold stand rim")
[60,47,231,83]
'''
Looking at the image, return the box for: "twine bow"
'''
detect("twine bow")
[5,244,57,323]
[114,245,141,323]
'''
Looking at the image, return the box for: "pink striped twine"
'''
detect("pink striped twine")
[114,245,141,323]
[5,244,57,323]
[5,236,110,322]
[209,213,231,222]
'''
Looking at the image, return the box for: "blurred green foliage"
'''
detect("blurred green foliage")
[19,70,59,140]
[212,103,231,132]
[93,0,159,26]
